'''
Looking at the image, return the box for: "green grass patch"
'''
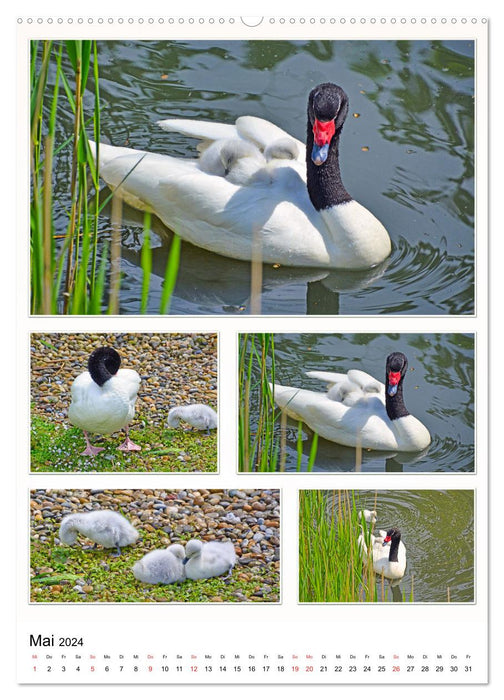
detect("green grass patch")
[30,413,217,473]
[31,529,279,603]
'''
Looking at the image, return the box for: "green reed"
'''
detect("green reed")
[299,490,415,603]
[238,333,318,472]
[30,40,180,315]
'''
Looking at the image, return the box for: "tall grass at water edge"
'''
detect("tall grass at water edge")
[299,490,415,603]
[30,40,180,315]
[238,333,318,472]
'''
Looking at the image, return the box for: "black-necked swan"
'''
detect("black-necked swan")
[68,346,141,456]
[132,544,186,584]
[89,83,391,270]
[358,527,406,580]
[58,510,139,556]
[271,352,431,452]
[182,539,237,580]
[167,404,218,432]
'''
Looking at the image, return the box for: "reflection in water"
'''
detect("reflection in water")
[324,490,474,603]
[43,39,474,315]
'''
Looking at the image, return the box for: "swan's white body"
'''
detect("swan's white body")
[68,368,140,435]
[271,368,430,452]
[358,531,406,580]
[183,539,236,580]
[132,544,186,584]
[167,404,218,431]
[90,112,390,270]
[59,510,139,550]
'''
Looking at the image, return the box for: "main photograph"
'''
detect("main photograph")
[31,39,474,315]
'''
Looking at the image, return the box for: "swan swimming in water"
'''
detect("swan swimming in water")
[58,510,139,556]
[271,352,431,452]
[358,526,406,580]
[90,83,390,270]
[132,544,186,584]
[167,404,218,432]
[183,539,237,580]
[68,346,141,456]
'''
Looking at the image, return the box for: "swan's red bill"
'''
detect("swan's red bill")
[383,534,392,546]
[387,370,401,396]
[311,118,336,165]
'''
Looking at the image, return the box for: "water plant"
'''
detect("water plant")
[30,40,180,315]
[238,333,318,472]
[299,490,415,603]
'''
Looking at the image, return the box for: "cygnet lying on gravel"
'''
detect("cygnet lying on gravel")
[183,539,236,580]
[132,544,186,584]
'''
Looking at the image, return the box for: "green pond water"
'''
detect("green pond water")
[323,490,474,603]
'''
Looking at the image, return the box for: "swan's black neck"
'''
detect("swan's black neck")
[88,347,121,387]
[387,530,401,563]
[306,120,352,211]
[385,352,410,421]
[385,378,410,421]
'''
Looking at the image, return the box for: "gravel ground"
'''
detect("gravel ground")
[30,489,280,603]
[30,333,218,472]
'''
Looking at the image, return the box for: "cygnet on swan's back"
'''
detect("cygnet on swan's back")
[59,510,139,556]
[167,404,218,432]
[183,539,236,580]
[198,138,266,185]
[132,544,186,584]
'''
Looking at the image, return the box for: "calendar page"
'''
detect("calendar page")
[14,8,490,692]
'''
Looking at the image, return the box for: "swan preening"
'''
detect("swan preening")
[68,346,141,456]
[183,539,237,580]
[132,544,186,584]
[167,404,218,432]
[271,352,431,452]
[358,509,377,524]
[59,510,139,556]
[358,526,407,580]
[90,83,391,270]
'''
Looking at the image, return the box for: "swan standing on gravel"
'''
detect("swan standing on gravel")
[59,510,139,556]
[68,347,141,456]
[271,352,431,452]
[89,83,390,269]
[358,527,406,580]
[132,544,186,584]
[167,404,217,433]
[183,539,237,580]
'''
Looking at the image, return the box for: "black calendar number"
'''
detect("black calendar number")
[334,665,342,672]
[59,637,83,647]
